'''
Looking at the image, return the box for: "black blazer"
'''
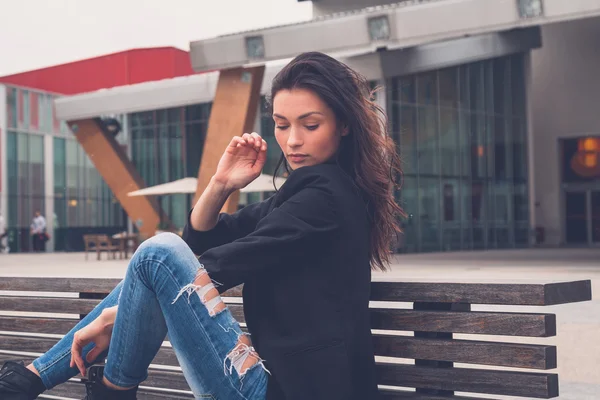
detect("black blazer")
[182,163,378,400]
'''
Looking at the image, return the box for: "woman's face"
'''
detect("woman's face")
[272,88,347,170]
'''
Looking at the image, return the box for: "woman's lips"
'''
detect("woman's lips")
[288,155,308,163]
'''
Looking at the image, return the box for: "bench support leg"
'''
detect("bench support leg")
[413,302,471,397]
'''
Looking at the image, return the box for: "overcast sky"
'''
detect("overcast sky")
[0,0,312,76]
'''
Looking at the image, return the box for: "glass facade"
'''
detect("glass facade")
[129,104,211,230]
[52,137,125,251]
[389,54,530,252]
[3,85,124,252]
[6,131,45,251]
[1,53,531,254]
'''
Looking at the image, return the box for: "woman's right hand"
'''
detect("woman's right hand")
[213,132,267,192]
[70,309,116,376]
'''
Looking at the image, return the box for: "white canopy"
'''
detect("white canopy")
[127,174,286,197]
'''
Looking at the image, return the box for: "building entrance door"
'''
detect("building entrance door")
[565,189,600,245]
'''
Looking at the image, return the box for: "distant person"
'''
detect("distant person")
[0,212,8,254]
[1,52,403,400]
[30,211,47,253]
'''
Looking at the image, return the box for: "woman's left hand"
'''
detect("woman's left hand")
[70,312,114,376]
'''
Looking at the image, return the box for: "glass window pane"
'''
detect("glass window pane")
[493,58,508,116]
[417,106,439,175]
[469,63,484,112]
[7,88,17,129]
[260,97,280,176]
[400,106,418,176]
[399,176,418,253]
[22,90,30,130]
[438,68,458,109]
[511,55,526,117]
[419,177,440,251]
[442,180,461,251]
[512,119,528,180]
[494,116,507,180]
[469,181,486,249]
[7,132,18,229]
[400,76,416,105]
[417,73,437,106]
[440,108,459,177]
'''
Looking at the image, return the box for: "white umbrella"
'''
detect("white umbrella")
[242,174,287,193]
[127,175,286,197]
[127,177,198,197]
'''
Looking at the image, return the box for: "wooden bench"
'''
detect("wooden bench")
[0,277,592,399]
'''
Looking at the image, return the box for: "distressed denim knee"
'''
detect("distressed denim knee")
[172,264,269,383]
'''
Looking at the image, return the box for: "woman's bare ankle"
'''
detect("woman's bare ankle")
[26,363,41,378]
[102,375,136,391]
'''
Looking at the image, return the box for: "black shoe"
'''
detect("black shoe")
[0,360,46,400]
[83,365,138,400]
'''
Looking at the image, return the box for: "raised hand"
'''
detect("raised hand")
[213,132,268,192]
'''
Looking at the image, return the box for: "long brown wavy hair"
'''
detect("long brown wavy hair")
[269,52,404,271]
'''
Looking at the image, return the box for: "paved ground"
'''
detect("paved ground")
[0,248,598,399]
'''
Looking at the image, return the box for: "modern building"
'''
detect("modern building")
[0,47,198,252]
[3,0,600,253]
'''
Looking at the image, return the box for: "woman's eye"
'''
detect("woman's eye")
[276,125,289,131]
[306,125,319,131]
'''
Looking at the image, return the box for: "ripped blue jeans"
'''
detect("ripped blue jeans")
[32,233,268,400]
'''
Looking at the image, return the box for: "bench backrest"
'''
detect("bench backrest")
[82,235,97,249]
[0,277,591,399]
[95,235,114,246]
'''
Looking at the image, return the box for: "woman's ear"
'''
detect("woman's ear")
[341,124,349,137]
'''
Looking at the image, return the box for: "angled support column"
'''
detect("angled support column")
[194,66,265,214]
[67,118,164,238]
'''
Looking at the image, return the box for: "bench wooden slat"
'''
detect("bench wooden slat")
[217,306,558,338]
[0,296,99,314]
[0,316,78,334]
[373,335,556,369]
[379,389,489,399]
[0,335,181,367]
[42,381,196,400]
[44,381,195,399]
[0,277,122,293]
[376,363,559,398]
[371,309,556,337]
[0,333,557,371]
[0,354,193,394]
[39,381,84,398]
[4,299,556,338]
[0,380,193,399]
[2,278,591,306]
[0,342,559,398]
[43,380,195,399]
[371,280,592,305]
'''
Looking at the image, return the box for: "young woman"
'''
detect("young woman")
[0,51,402,400]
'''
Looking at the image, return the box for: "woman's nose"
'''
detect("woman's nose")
[287,128,303,147]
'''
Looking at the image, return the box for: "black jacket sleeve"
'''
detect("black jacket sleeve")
[182,196,274,256]
[199,166,340,291]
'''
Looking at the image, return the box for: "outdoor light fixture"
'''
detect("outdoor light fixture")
[517,0,543,18]
[245,36,265,59]
[368,15,391,41]
[100,117,122,137]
